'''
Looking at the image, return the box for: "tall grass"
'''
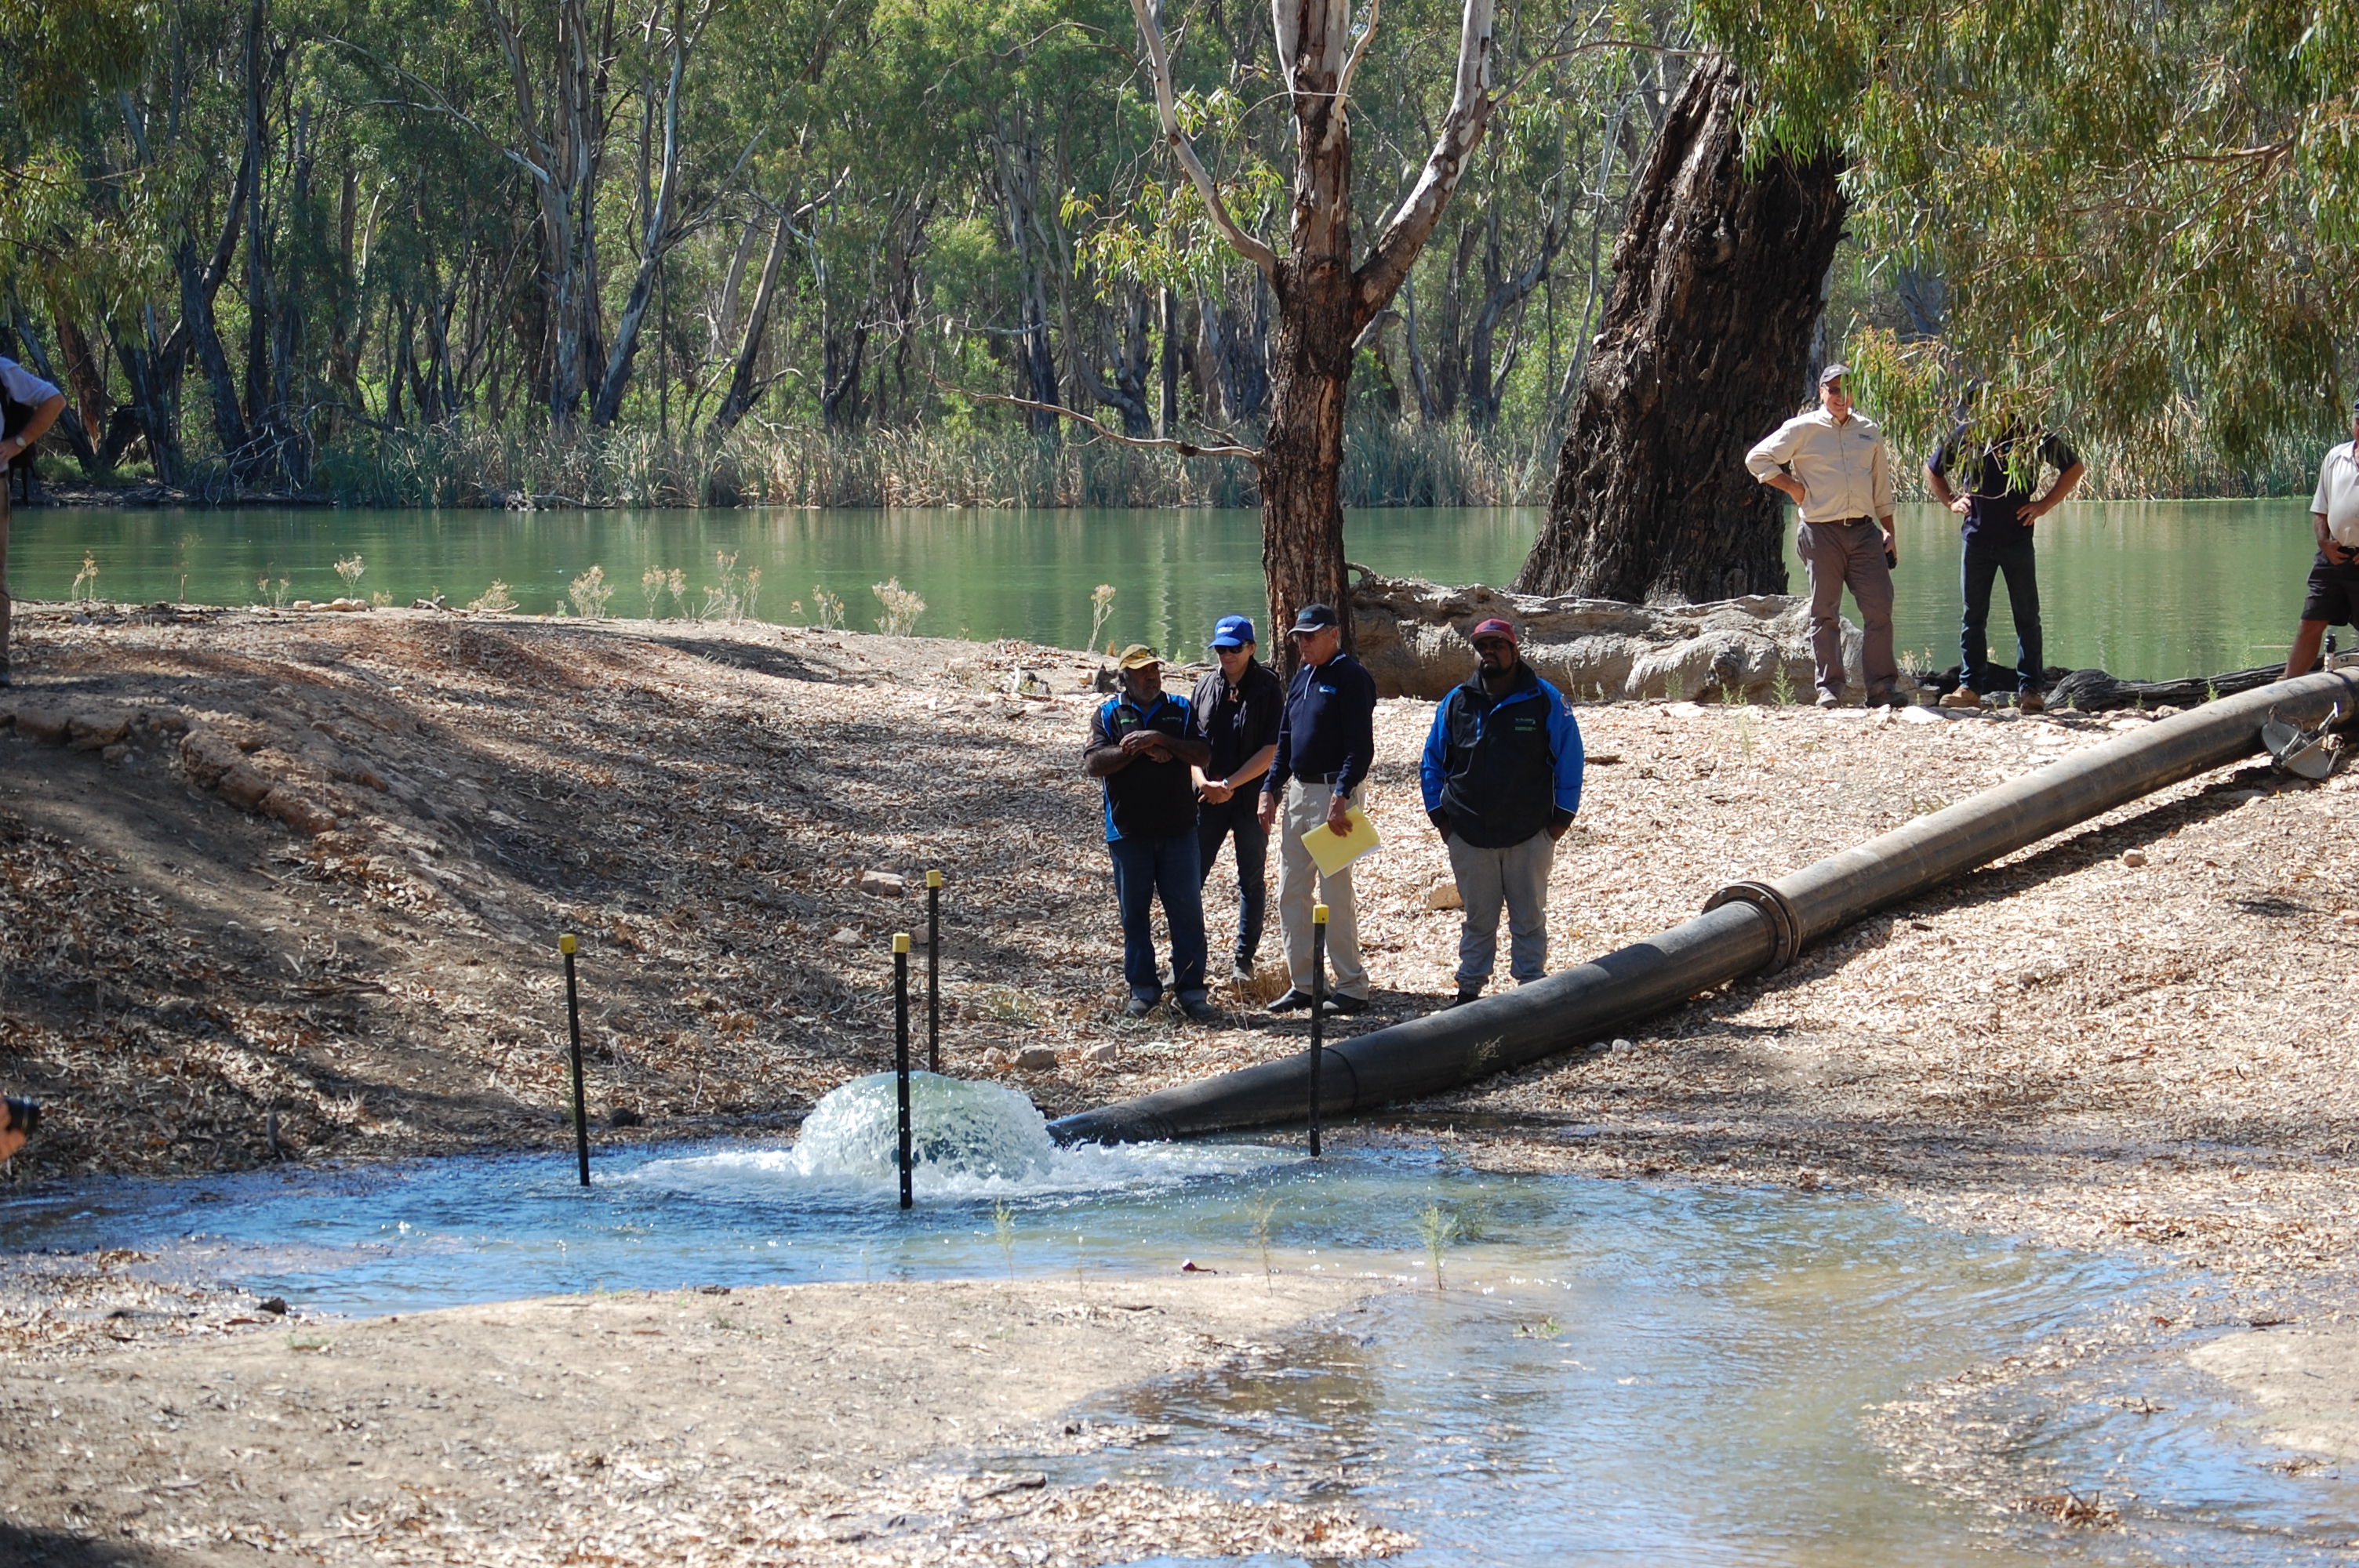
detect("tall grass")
[300,416,1549,511]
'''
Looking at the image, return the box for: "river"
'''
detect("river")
[6,498,2320,680]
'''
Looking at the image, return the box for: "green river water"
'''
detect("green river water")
[5,498,2323,680]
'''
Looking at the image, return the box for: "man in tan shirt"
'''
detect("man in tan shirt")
[1745,364,1901,707]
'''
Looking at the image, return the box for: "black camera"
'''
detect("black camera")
[4,1098,39,1137]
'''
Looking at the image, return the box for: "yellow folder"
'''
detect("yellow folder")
[1302,804,1382,877]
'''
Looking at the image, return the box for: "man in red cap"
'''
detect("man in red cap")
[1419,617,1584,1006]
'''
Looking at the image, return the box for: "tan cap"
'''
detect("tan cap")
[1115,643,1161,671]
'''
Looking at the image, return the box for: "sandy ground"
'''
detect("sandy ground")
[0,1272,1396,1566]
[5,601,2359,1555]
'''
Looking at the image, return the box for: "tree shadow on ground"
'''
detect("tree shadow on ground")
[0,1526,179,1566]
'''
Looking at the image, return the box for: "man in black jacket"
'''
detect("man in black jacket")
[1190,615,1283,984]
[1256,604,1377,1015]
[1419,619,1584,1005]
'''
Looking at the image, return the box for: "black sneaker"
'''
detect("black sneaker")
[1267,989,1316,1014]
[1320,994,1370,1017]
[1445,987,1483,1009]
[1179,996,1219,1025]
[1122,995,1157,1019]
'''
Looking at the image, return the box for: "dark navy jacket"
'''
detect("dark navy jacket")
[1419,662,1583,848]
[1264,653,1377,799]
[1086,691,1198,841]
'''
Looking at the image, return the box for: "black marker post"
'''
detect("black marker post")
[893,931,914,1209]
[1307,903,1328,1157]
[561,933,589,1187]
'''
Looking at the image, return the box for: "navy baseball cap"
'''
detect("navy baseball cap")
[1289,602,1340,633]
[1209,615,1256,648]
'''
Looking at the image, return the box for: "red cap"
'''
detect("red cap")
[1470,617,1518,646]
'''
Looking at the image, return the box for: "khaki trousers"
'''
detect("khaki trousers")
[1275,779,1369,1000]
[1796,518,1897,702]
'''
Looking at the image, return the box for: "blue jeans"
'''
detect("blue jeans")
[1961,539,2043,694]
[1109,833,1209,1004]
[1195,796,1268,971]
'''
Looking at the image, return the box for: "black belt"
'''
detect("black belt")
[1812,516,1874,527]
[1295,771,1339,786]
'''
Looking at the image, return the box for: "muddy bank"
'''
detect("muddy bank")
[0,1269,1394,1565]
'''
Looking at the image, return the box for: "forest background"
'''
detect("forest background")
[0,0,2346,514]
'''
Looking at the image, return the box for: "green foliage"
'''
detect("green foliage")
[1704,0,2359,470]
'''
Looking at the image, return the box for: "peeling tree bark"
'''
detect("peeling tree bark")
[1516,58,1847,604]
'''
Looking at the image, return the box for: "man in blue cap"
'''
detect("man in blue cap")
[1085,643,1216,1021]
[1190,615,1284,983]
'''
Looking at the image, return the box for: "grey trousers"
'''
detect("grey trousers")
[1796,519,1897,701]
[1446,830,1555,985]
[1275,779,1369,1000]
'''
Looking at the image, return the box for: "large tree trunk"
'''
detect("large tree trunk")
[1515,58,1846,604]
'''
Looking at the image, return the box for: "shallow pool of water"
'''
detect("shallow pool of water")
[2,1078,2351,1564]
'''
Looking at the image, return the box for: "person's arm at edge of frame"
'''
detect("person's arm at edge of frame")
[1326,659,1376,833]
[1745,416,1808,507]
[1420,693,1453,840]
[1,390,66,468]
[1545,680,1583,840]
[1083,695,1132,778]
[1256,675,1297,831]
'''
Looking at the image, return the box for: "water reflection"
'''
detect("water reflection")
[9,497,2324,679]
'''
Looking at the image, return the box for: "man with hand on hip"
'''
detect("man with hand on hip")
[2281,397,2359,682]
[1190,615,1283,984]
[1084,644,1216,1022]
[1928,416,2084,713]
[1420,619,1583,1007]
[1746,363,1901,708]
[1258,604,1376,1016]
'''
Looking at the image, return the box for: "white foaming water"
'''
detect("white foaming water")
[629,1072,1297,1203]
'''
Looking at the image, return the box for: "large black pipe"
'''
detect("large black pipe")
[1049,670,2359,1146]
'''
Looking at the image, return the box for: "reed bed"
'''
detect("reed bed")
[300,419,1544,511]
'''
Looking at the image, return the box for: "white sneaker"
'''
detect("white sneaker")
[1939,686,1984,710]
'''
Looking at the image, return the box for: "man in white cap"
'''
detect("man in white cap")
[2281,397,2359,681]
[1745,364,1901,707]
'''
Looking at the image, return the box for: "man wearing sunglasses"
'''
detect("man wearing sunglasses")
[1746,364,1902,708]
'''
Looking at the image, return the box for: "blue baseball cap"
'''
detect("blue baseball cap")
[1209,615,1256,648]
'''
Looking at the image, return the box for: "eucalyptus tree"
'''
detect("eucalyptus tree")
[1119,0,1514,652]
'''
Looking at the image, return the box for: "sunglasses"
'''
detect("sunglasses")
[1472,638,1513,652]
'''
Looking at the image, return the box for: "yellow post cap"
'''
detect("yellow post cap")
[926,869,943,889]
[559,933,578,955]
[892,931,912,954]
[1313,903,1329,924]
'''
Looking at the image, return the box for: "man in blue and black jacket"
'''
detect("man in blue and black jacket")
[1419,618,1583,1007]
[1085,644,1216,1021]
